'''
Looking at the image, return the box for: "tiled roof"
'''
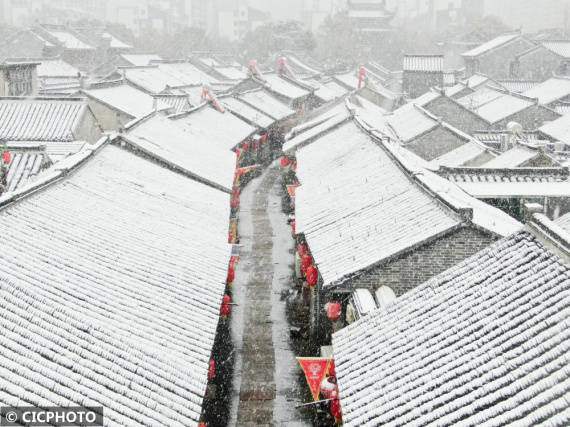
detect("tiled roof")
[386,103,438,142]
[43,29,94,50]
[262,74,310,101]
[123,113,236,192]
[523,77,570,105]
[333,228,570,426]
[428,139,491,169]
[102,32,132,50]
[541,40,570,58]
[154,95,191,114]
[120,54,162,66]
[213,66,245,81]
[498,79,540,94]
[3,152,50,192]
[539,113,570,145]
[83,84,171,119]
[7,58,80,77]
[170,105,256,152]
[473,94,534,124]
[306,79,348,103]
[402,55,443,72]
[295,121,460,287]
[0,144,232,425]
[456,86,504,110]
[284,55,321,76]
[462,33,520,57]
[123,63,217,94]
[483,146,543,168]
[221,96,275,129]
[238,89,295,121]
[0,100,87,142]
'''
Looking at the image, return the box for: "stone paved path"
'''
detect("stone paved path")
[229,161,311,426]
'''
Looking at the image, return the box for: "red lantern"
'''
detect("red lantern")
[2,151,11,164]
[330,390,342,421]
[306,265,318,287]
[208,360,215,380]
[220,294,231,317]
[253,140,259,150]
[326,302,342,321]
[242,141,250,150]
[227,264,235,283]
[262,134,267,143]
[297,244,308,257]
[291,219,296,236]
[301,254,312,271]
[228,229,233,243]
[281,156,291,167]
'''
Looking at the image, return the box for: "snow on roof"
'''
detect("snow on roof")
[456,85,504,110]
[44,29,94,50]
[333,228,569,426]
[333,72,360,90]
[263,73,310,101]
[473,93,534,124]
[0,144,232,425]
[123,67,188,94]
[102,32,132,49]
[462,33,520,57]
[14,58,80,77]
[464,73,490,88]
[411,90,440,106]
[453,180,570,197]
[0,99,87,142]
[402,55,443,72]
[554,104,570,115]
[428,139,491,169]
[3,151,49,192]
[120,54,162,66]
[351,96,391,136]
[386,103,438,142]
[154,94,191,114]
[238,89,295,121]
[555,211,570,233]
[221,96,274,129]
[295,121,460,287]
[123,114,236,192]
[539,113,570,145]
[483,145,541,168]
[307,79,348,103]
[541,40,570,58]
[282,105,351,154]
[285,55,321,76]
[213,66,246,81]
[170,105,256,152]
[83,84,170,119]
[497,79,539,93]
[523,77,570,105]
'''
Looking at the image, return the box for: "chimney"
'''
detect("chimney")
[523,202,543,223]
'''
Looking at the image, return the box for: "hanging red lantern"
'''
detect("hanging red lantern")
[291,219,296,236]
[253,140,259,150]
[242,141,250,150]
[326,302,342,321]
[208,360,216,380]
[228,229,233,244]
[306,265,318,287]
[281,156,291,168]
[301,254,312,271]
[297,243,308,257]
[2,151,11,164]
[330,390,342,421]
[227,264,235,283]
[262,134,267,143]
[220,294,231,320]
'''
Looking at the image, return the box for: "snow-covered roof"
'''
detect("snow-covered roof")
[123,113,236,192]
[483,145,543,168]
[0,143,232,425]
[333,227,570,426]
[3,151,50,192]
[102,32,132,49]
[83,84,170,119]
[539,113,570,145]
[456,86,504,110]
[213,66,246,81]
[263,73,310,101]
[295,121,460,287]
[0,99,89,142]
[555,211,570,233]
[120,54,162,66]
[523,77,570,105]
[238,89,295,121]
[170,105,256,152]
[428,139,491,169]
[402,55,443,72]
[308,79,348,103]
[333,72,360,90]
[123,63,216,94]
[462,33,521,57]
[154,94,191,114]
[497,79,539,93]
[44,29,94,50]
[351,96,391,136]
[473,93,534,124]
[221,96,275,129]
[541,40,570,58]
[386,103,438,142]
[285,55,321,76]
[10,58,80,77]
[283,104,351,154]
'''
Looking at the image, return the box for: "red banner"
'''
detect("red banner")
[297,357,331,401]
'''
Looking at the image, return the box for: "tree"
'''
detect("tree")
[314,12,365,69]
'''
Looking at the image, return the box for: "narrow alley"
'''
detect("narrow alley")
[229,160,313,426]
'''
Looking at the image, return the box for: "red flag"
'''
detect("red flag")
[297,357,331,401]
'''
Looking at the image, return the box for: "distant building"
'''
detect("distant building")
[217,5,270,41]
[402,55,444,98]
[0,62,38,96]
[347,0,394,33]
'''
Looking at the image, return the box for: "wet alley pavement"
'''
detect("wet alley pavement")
[228,160,313,426]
